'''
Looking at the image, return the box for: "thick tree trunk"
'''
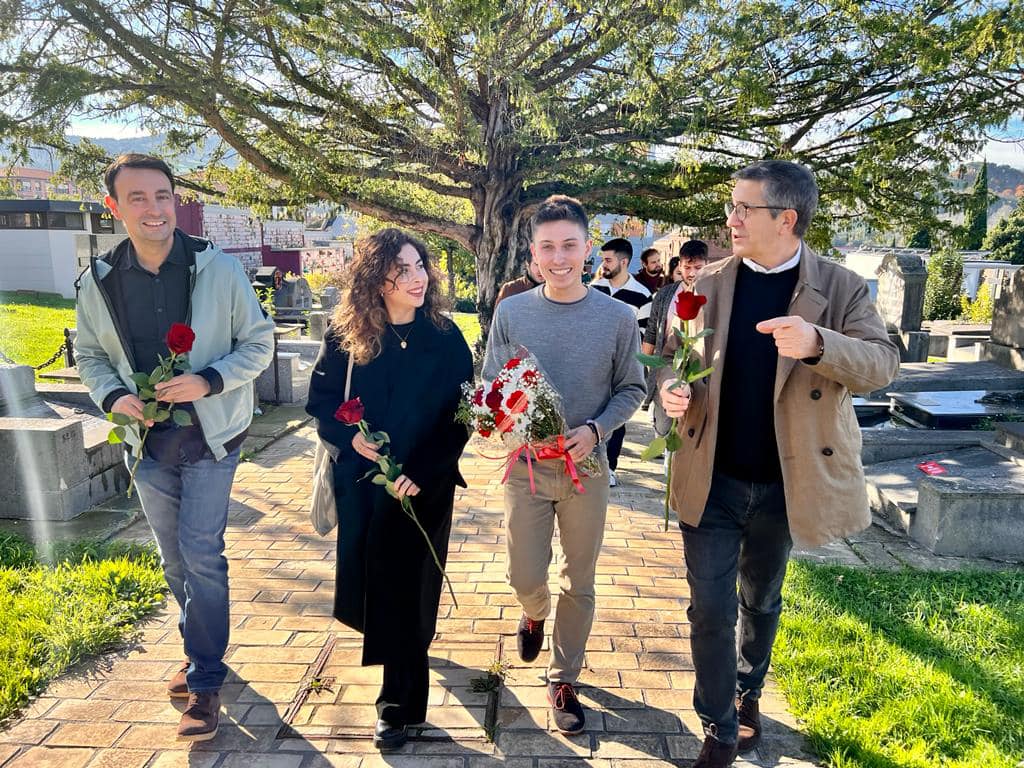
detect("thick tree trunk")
[472,93,532,346]
[473,187,531,344]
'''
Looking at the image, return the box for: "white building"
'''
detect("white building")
[0,200,125,299]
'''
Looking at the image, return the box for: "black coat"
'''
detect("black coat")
[305,311,473,665]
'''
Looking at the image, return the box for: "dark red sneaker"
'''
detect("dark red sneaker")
[548,681,585,735]
[516,614,545,662]
[737,694,761,753]
[693,733,738,767]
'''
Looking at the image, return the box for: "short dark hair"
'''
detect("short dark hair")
[640,247,660,264]
[731,160,818,238]
[531,195,589,238]
[104,153,176,199]
[679,239,709,262]
[667,256,681,276]
[600,237,633,261]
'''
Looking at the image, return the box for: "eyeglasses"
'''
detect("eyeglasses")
[724,201,789,221]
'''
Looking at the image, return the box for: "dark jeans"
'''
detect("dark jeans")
[132,447,240,692]
[681,471,792,743]
[376,647,430,726]
[606,425,627,471]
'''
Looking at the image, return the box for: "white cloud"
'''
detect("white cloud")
[974,137,1024,170]
[67,120,151,140]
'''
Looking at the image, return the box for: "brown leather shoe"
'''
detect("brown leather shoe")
[693,734,738,768]
[737,694,761,753]
[167,659,190,699]
[176,691,220,742]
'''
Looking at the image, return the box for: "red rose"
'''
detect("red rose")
[478,428,492,438]
[494,410,512,432]
[334,397,364,425]
[472,388,484,406]
[675,291,707,321]
[521,369,538,386]
[166,323,196,355]
[504,357,521,370]
[506,390,529,414]
[485,389,503,411]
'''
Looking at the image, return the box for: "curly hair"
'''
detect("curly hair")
[332,228,452,364]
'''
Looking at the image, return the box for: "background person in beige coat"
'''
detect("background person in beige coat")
[659,160,899,768]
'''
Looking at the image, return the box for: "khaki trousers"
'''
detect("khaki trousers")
[503,454,610,683]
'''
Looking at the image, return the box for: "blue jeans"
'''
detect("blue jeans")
[132,448,240,692]
[681,471,792,743]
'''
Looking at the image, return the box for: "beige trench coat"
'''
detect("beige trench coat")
[660,248,899,547]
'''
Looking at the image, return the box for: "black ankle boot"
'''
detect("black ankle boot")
[373,719,409,751]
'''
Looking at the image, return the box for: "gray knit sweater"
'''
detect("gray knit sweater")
[483,286,646,444]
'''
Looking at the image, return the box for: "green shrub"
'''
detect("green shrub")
[923,247,964,321]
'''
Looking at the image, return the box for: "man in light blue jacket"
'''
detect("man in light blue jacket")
[75,154,274,742]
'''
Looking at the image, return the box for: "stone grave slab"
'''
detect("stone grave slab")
[890,390,1024,429]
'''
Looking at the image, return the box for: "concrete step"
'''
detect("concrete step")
[865,446,1024,560]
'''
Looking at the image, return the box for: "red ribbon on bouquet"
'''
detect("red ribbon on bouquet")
[498,436,586,495]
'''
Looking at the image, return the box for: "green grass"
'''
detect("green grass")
[0,291,76,377]
[774,562,1024,768]
[452,311,481,347]
[0,534,165,722]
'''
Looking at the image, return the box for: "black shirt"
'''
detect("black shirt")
[714,262,800,483]
[102,233,242,463]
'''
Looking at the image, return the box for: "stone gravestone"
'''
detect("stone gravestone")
[320,285,340,313]
[308,311,327,342]
[876,252,929,362]
[984,269,1024,370]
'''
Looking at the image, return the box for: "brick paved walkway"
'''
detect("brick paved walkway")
[0,415,823,768]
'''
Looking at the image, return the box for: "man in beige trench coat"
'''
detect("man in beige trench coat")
[659,160,899,768]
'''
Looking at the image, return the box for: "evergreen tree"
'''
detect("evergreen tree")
[961,161,990,250]
[924,247,964,321]
[908,227,932,249]
[983,196,1024,264]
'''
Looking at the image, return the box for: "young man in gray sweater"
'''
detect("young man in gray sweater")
[483,195,645,734]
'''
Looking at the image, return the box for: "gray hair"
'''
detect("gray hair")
[732,160,818,238]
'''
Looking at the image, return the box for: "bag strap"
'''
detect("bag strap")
[344,351,354,401]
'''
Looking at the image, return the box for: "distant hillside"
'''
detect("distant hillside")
[19,135,230,173]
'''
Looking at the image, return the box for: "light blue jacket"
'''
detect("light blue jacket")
[74,232,275,460]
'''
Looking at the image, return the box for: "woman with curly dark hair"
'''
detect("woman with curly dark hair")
[305,228,473,751]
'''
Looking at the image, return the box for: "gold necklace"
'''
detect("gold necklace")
[387,323,413,349]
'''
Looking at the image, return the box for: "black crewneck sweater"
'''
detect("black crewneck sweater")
[714,262,801,483]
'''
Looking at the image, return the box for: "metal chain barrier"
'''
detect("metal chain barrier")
[0,341,67,370]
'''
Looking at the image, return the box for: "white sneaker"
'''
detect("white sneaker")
[608,470,618,487]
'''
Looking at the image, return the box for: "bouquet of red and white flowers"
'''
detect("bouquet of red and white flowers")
[457,348,600,492]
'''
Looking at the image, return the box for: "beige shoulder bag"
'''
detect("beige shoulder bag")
[310,352,353,536]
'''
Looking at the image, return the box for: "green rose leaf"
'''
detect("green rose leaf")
[107,412,133,426]
[635,353,667,368]
[142,401,158,420]
[694,327,714,339]
[686,366,714,383]
[172,409,193,426]
[108,426,125,444]
[152,410,171,422]
[665,430,683,452]
[640,437,667,461]
[129,372,151,388]
[370,474,388,485]
[139,388,155,400]
[148,369,163,386]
